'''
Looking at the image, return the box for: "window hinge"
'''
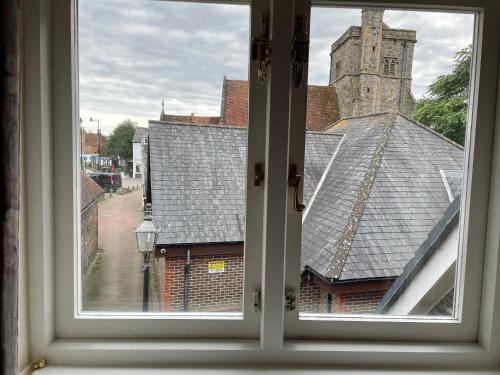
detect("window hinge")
[251,13,271,85]
[285,289,297,311]
[291,15,309,88]
[253,290,261,313]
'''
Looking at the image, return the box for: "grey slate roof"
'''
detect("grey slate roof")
[301,113,463,280]
[375,196,460,313]
[149,121,341,245]
[132,127,149,143]
[149,113,464,281]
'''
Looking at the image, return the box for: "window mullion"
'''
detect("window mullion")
[284,0,311,332]
[259,0,294,351]
[243,0,269,329]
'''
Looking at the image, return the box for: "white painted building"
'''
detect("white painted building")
[132,127,148,179]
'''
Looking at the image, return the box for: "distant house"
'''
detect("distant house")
[81,128,107,156]
[80,171,104,274]
[132,127,148,179]
[147,113,463,313]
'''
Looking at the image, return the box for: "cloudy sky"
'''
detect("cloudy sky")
[78,1,474,135]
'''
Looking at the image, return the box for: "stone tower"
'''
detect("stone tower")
[329,9,417,118]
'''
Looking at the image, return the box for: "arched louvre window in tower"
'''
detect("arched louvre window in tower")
[384,57,397,76]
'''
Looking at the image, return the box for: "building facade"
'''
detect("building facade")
[132,127,148,179]
[80,171,104,274]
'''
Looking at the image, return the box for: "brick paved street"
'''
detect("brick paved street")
[82,189,145,312]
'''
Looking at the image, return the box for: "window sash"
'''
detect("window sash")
[51,0,265,339]
[283,2,495,342]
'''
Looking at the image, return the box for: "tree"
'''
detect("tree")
[105,119,137,159]
[412,46,471,145]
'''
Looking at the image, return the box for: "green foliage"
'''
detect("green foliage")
[104,119,137,159]
[412,46,471,145]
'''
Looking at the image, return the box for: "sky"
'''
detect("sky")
[78,1,474,135]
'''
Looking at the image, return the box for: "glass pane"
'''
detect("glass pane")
[78,0,249,313]
[299,7,474,317]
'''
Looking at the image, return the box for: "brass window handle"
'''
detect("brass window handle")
[289,165,306,213]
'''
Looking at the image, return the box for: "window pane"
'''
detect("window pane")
[78,0,249,314]
[300,7,474,317]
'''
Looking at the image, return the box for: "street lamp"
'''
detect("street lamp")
[89,117,101,157]
[135,203,158,312]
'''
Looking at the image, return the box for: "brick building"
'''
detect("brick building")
[80,171,104,274]
[81,128,107,155]
[148,9,462,314]
[148,113,463,313]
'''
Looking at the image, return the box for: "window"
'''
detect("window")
[23,0,500,368]
[335,60,342,80]
[383,57,397,75]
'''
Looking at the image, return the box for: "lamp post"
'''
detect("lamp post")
[89,117,101,157]
[135,203,158,312]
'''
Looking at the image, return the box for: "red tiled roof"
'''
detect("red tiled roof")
[221,79,248,127]
[306,85,339,131]
[81,171,104,211]
[84,132,107,147]
[159,113,220,125]
[220,79,339,131]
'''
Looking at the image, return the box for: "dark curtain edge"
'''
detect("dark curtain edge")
[1,0,22,374]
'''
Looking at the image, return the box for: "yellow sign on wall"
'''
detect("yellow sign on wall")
[208,261,225,273]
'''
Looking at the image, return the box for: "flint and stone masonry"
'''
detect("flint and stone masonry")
[329,8,416,118]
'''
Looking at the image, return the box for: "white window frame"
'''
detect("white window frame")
[22,0,500,369]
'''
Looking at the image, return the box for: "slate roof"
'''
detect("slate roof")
[148,112,464,281]
[81,171,104,211]
[220,79,339,130]
[301,113,463,280]
[132,127,149,143]
[159,113,221,125]
[148,121,340,245]
[375,196,460,313]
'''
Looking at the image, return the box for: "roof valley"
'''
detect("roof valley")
[327,113,397,279]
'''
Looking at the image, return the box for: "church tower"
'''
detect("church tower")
[329,9,417,118]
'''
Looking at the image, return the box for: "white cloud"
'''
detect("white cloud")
[79,1,474,134]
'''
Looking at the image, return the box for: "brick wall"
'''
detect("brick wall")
[333,289,388,314]
[156,251,243,312]
[300,281,330,313]
[299,275,392,314]
[81,203,98,274]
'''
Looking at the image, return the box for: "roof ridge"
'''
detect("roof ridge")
[149,120,246,130]
[302,135,346,223]
[324,112,391,131]
[327,113,397,279]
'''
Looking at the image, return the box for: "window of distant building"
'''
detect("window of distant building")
[335,60,342,80]
[383,57,397,75]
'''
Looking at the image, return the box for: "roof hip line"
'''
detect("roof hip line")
[302,135,346,223]
[327,113,398,279]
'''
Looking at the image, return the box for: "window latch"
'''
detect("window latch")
[285,290,297,311]
[291,15,309,88]
[254,163,265,186]
[289,165,306,213]
[253,291,261,313]
[251,13,271,85]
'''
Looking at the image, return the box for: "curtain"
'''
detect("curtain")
[1,0,22,374]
